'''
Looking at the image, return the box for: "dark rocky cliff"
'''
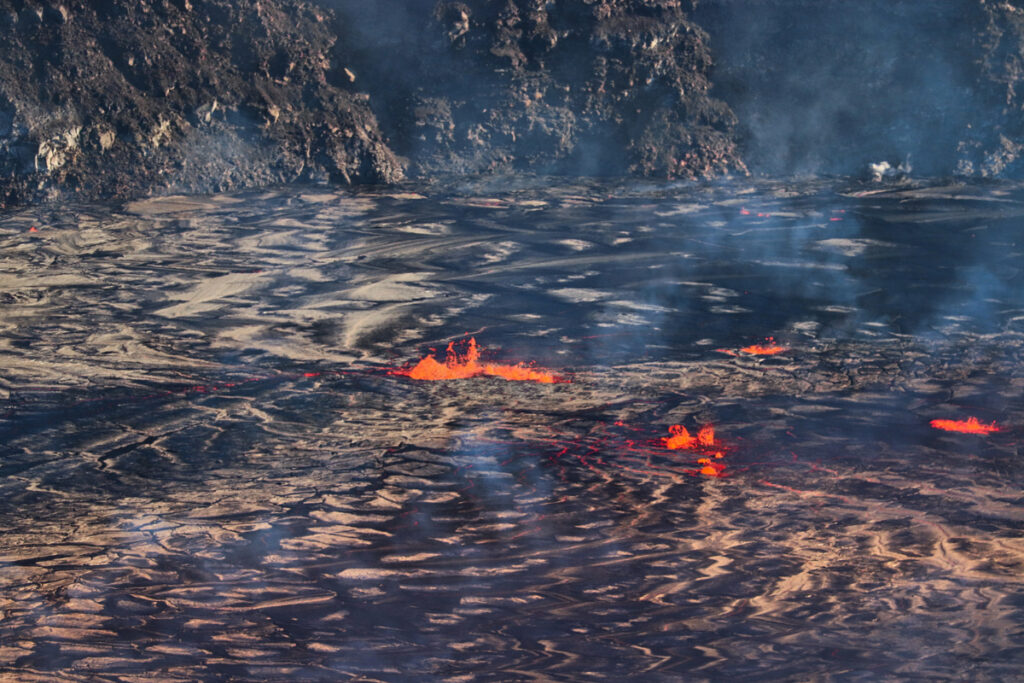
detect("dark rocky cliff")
[693,0,1024,178]
[332,0,743,179]
[959,0,1024,176]
[4,0,1024,207]
[0,0,404,208]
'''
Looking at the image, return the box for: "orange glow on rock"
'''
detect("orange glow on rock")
[930,417,1001,434]
[399,337,560,383]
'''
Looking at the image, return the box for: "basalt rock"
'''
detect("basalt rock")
[692,0,999,178]
[956,0,1024,177]
[333,0,745,179]
[0,0,749,208]
[690,0,1024,180]
[10,0,1024,208]
[0,0,404,209]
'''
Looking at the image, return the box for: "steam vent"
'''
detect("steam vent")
[3,1,1024,680]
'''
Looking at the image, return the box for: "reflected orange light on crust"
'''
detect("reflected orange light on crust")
[930,417,1001,434]
[398,337,561,383]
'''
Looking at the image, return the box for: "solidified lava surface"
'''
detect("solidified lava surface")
[1,179,1023,679]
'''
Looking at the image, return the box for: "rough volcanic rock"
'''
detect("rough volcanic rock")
[330,0,1024,182]
[0,0,404,209]
[331,0,746,179]
[16,0,1024,207]
[956,0,1024,177]
[693,0,996,178]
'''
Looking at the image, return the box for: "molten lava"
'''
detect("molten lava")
[398,337,560,383]
[664,424,720,451]
[697,458,727,477]
[717,337,788,357]
[697,424,715,447]
[663,424,727,477]
[740,338,787,355]
[664,424,696,449]
[930,417,1001,434]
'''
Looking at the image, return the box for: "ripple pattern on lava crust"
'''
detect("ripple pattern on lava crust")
[1,179,1023,679]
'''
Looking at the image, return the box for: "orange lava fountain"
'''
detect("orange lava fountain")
[663,424,727,477]
[930,417,1001,434]
[397,337,561,383]
[697,424,715,447]
[740,337,787,355]
[717,337,788,357]
[663,424,696,450]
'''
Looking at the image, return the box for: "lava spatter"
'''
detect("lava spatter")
[395,337,563,383]
[930,417,1001,434]
[663,424,728,477]
[741,337,787,355]
[717,337,788,357]
[663,424,697,450]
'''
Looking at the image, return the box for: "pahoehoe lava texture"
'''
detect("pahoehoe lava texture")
[1,179,1023,678]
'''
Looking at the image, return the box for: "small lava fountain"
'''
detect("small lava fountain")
[717,337,788,356]
[740,338,788,356]
[393,337,564,383]
[930,417,1001,434]
[663,424,728,477]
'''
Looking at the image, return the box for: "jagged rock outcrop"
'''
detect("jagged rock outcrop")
[0,0,749,208]
[10,0,1024,207]
[0,0,404,209]
[334,0,745,179]
[693,0,997,178]
[956,0,1024,176]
